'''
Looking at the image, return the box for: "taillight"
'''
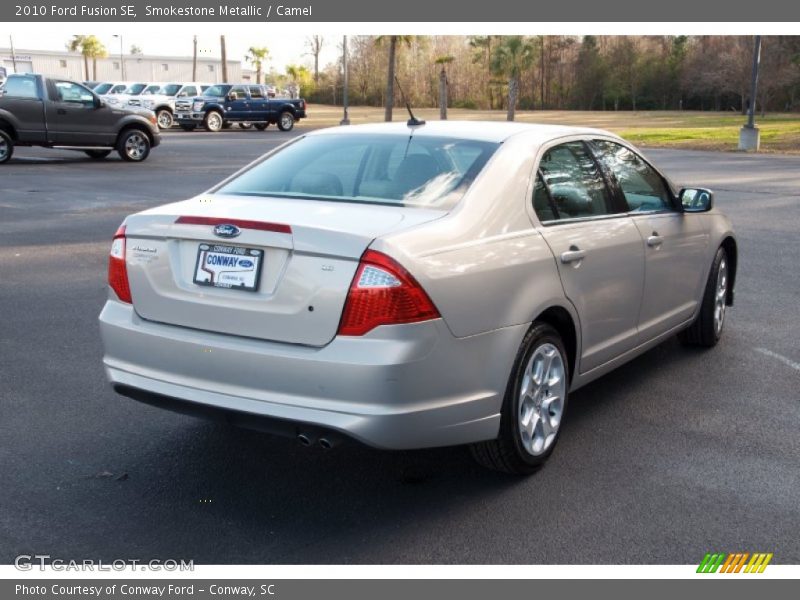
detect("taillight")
[338,250,440,336]
[108,224,132,303]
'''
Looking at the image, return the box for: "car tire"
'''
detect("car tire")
[277,111,295,131]
[156,110,174,130]
[678,246,729,347]
[84,150,111,160]
[116,129,151,162]
[470,322,569,475]
[255,123,269,131]
[179,124,196,132]
[203,111,224,132]
[239,122,254,129]
[0,129,14,164]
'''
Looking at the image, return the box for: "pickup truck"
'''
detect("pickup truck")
[135,82,210,130]
[174,84,307,132]
[0,74,161,164]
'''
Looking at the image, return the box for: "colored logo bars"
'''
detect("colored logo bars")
[697,552,773,573]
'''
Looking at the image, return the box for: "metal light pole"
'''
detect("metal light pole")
[738,35,762,151]
[113,34,125,79]
[9,35,17,72]
[340,35,350,125]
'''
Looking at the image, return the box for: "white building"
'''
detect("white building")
[0,48,242,84]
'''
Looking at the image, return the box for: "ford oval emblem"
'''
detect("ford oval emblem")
[213,223,241,238]
[238,259,254,268]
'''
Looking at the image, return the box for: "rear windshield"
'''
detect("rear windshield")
[216,133,499,209]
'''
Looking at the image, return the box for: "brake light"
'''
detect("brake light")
[338,250,440,336]
[108,224,132,303]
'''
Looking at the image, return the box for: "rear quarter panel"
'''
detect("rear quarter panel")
[373,132,575,340]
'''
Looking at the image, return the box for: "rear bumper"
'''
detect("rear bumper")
[99,301,526,450]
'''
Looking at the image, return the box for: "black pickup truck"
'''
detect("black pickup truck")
[0,74,161,164]
[174,84,307,132]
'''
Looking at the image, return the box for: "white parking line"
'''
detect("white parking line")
[755,347,800,372]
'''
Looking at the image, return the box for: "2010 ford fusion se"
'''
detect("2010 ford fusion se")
[99,121,737,474]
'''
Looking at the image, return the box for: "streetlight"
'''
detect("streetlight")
[112,34,125,79]
[738,35,762,152]
[340,35,350,125]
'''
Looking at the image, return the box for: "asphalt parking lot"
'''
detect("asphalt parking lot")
[1,127,798,564]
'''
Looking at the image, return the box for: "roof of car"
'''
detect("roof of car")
[310,120,616,143]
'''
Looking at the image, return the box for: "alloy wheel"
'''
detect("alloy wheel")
[518,342,566,456]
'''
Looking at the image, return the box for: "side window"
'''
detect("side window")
[229,85,248,99]
[592,140,672,212]
[54,81,94,106]
[183,86,197,97]
[536,141,615,220]
[4,76,39,99]
[248,86,264,99]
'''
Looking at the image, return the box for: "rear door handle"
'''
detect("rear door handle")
[560,247,587,264]
[647,233,663,248]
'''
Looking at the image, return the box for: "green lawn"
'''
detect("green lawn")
[304,105,800,153]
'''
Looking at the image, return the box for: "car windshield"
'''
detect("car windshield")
[93,83,113,94]
[142,85,161,95]
[216,133,499,209]
[203,85,230,97]
[160,84,182,96]
[125,83,148,94]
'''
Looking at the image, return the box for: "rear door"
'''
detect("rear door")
[534,140,645,374]
[591,139,709,342]
[247,86,268,120]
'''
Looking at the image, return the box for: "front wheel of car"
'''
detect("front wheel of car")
[117,129,151,162]
[156,110,174,130]
[470,322,569,475]
[277,111,295,131]
[678,246,729,347]
[0,130,15,164]
[204,111,224,132]
[84,150,111,160]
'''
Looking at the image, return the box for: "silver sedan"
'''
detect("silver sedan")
[99,121,737,474]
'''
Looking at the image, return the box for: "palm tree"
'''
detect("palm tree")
[66,35,90,81]
[375,36,412,121]
[246,46,270,84]
[67,36,108,81]
[284,64,312,98]
[491,36,536,121]
[434,55,454,120]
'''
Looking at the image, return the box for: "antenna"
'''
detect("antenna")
[394,76,425,127]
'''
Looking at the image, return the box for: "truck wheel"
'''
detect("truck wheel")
[0,130,13,164]
[255,123,269,131]
[117,129,151,162]
[278,111,295,131]
[180,124,196,132]
[239,122,254,129]
[156,110,174,130]
[204,111,224,132]
[84,150,111,160]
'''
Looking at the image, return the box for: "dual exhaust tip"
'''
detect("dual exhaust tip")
[297,432,338,450]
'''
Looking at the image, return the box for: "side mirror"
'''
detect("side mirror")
[679,188,714,213]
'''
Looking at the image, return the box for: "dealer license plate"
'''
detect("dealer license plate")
[193,244,263,292]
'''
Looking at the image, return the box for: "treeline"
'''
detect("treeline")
[297,35,800,113]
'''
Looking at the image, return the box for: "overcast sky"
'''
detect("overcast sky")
[6,26,343,75]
